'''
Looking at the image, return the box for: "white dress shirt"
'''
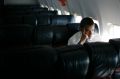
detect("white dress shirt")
[68,31,102,45]
[67,31,82,45]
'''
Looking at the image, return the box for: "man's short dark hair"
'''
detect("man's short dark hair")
[80,17,94,29]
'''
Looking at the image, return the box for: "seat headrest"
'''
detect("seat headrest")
[51,15,75,25]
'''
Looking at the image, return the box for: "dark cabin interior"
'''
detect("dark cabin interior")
[0,0,120,79]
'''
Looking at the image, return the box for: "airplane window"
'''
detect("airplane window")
[101,23,120,42]
[41,4,44,8]
[56,9,62,15]
[109,23,120,38]
[73,14,82,23]
[64,11,70,15]
[49,7,54,11]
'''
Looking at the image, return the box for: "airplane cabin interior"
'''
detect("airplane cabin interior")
[0,0,120,79]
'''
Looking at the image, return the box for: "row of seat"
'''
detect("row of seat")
[4,8,57,16]
[109,39,120,79]
[3,5,75,26]
[0,23,99,48]
[4,4,48,14]
[0,24,78,48]
[4,4,46,10]
[1,5,119,79]
[3,15,75,26]
[0,38,120,79]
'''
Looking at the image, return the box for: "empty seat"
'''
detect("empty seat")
[4,5,48,16]
[36,10,58,16]
[109,38,120,79]
[51,15,75,25]
[23,15,37,26]
[67,23,80,31]
[4,8,48,16]
[37,15,51,25]
[66,23,80,36]
[109,38,120,65]
[0,46,58,78]
[33,25,78,47]
[56,45,89,79]
[4,15,23,24]
[4,5,41,10]
[0,24,34,48]
[4,5,48,11]
[84,42,118,79]
[52,26,69,47]
[33,26,53,45]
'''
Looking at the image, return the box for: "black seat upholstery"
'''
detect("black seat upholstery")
[51,15,75,25]
[52,26,70,47]
[109,38,120,66]
[67,23,80,31]
[0,5,3,25]
[37,15,51,25]
[33,26,53,46]
[109,38,120,79]
[0,24,34,48]
[4,5,48,15]
[84,42,118,79]
[4,15,23,24]
[0,46,58,78]
[36,10,58,16]
[66,23,80,37]
[33,25,70,47]
[2,4,120,79]
[56,45,90,79]
[4,5,41,10]
[23,15,37,26]
[0,38,120,79]
[3,5,51,26]
[4,14,51,26]
[0,45,90,79]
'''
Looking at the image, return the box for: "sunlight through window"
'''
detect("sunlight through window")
[56,9,62,15]
[101,23,120,42]
[64,11,70,15]
[74,14,82,23]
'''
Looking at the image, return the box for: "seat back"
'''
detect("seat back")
[0,46,58,78]
[51,15,75,25]
[56,45,90,79]
[109,38,120,79]
[0,24,34,48]
[84,42,118,79]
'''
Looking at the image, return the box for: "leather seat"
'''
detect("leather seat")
[67,23,80,31]
[33,26,53,45]
[56,45,90,79]
[84,42,119,79]
[51,15,75,25]
[0,24,34,48]
[0,46,58,78]
[66,23,80,38]
[36,10,58,16]
[109,38,120,79]
[52,26,69,47]
[37,15,51,25]
[4,5,48,15]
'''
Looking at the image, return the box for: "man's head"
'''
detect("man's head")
[80,17,94,39]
